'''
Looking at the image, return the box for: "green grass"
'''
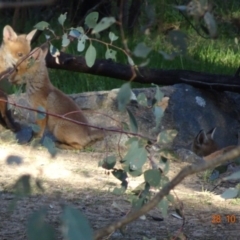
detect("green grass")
[2,0,240,94]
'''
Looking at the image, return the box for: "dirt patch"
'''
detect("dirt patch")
[0,142,240,240]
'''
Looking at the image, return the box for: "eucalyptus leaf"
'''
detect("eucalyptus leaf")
[105,48,117,61]
[36,106,46,120]
[34,21,49,31]
[117,82,131,111]
[203,11,218,38]
[61,33,70,47]
[58,12,67,26]
[85,12,99,29]
[126,108,138,133]
[137,92,148,106]
[61,205,93,240]
[85,43,96,67]
[158,198,169,218]
[157,130,178,144]
[221,188,239,199]
[127,55,135,66]
[92,17,116,34]
[99,155,116,170]
[109,31,118,42]
[27,208,56,240]
[77,35,88,52]
[69,29,81,39]
[133,42,152,58]
[144,169,161,187]
[42,136,57,157]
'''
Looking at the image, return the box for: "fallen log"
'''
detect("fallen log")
[46,51,240,93]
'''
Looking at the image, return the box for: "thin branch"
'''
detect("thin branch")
[94,146,240,239]
[0,0,56,9]
[5,99,157,143]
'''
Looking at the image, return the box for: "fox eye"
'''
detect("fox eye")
[18,52,23,57]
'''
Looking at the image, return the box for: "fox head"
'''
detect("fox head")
[9,45,48,85]
[2,25,37,66]
[192,127,219,157]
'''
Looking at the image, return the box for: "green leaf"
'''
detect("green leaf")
[85,43,96,67]
[166,194,175,204]
[37,106,46,120]
[125,137,139,146]
[34,21,49,31]
[137,92,148,106]
[58,12,67,26]
[224,171,240,181]
[109,32,118,42]
[221,188,239,199]
[113,186,126,195]
[27,208,56,240]
[160,157,170,174]
[157,130,178,144]
[99,155,116,170]
[85,12,99,29]
[153,106,164,127]
[42,136,57,157]
[61,205,93,240]
[203,11,218,38]
[31,123,41,133]
[158,198,169,218]
[159,148,178,161]
[131,197,145,210]
[62,33,70,47]
[122,140,147,174]
[14,174,31,196]
[117,82,131,112]
[105,48,117,61]
[154,84,164,102]
[144,169,161,187]
[159,50,178,60]
[168,30,187,55]
[69,29,81,39]
[77,35,88,52]
[126,108,138,133]
[92,17,116,34]
[127,55,135,66]
[133,42,152,58]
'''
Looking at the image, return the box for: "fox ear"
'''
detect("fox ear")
[3,25,17,41]
[207,127,216,140]
[196,129,207,144]
[26,29,37,42]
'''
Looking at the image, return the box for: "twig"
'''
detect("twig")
[94,146,240,239]
[0,0,56,9]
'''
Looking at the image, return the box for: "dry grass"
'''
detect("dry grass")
[0,142,240,240]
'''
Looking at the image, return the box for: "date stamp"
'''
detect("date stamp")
[212,214,238,224]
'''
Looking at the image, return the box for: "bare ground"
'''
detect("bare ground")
[0,139,240,240]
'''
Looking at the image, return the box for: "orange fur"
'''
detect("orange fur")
[9,45,104,150]
[0,25,36,131]
[192,128,236,162]
[192,128,218,157]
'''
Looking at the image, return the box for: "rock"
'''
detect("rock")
[7,83,240,152]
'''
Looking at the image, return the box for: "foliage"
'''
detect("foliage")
[5,0,240,239]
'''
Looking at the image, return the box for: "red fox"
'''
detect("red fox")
[9,45,104,150]
[0,25,36,132]
[192,128,218,157]
[192,128,236,161]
